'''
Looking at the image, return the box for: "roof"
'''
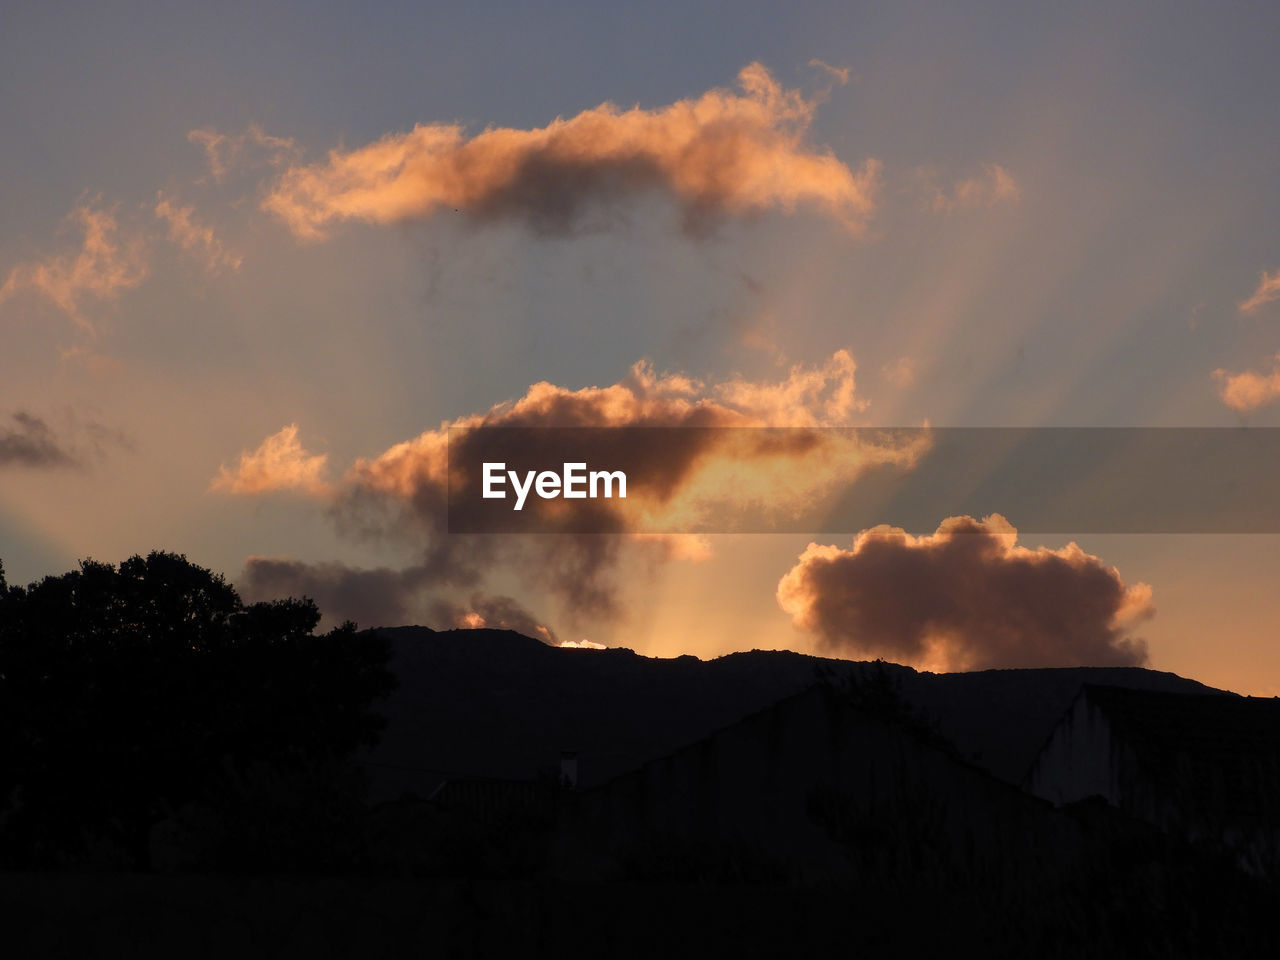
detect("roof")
[1080,684,1280,822]
[1082,685,1280,758]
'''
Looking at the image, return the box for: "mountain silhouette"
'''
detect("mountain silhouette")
[365,626,1220,799]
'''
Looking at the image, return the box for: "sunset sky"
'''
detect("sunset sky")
[3,1,1279,694]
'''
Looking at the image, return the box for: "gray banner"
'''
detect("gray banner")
[446,427,1280,534]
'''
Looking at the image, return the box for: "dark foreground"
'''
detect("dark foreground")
[4,560,1279,957]
[2,862,1276,960]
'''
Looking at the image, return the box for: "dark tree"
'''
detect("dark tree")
[0,551,394,869]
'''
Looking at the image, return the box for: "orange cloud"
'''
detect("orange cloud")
[1239,269,1280,315]
[1213,353,1280,413]
[925,163,1020,213]
[210,423,331,496]
[154,192,242,274]
[262,63,880,240]
[0,203,147,334]
[777,514,1152,672]
[713,350,867,425]
[347,350,918,541]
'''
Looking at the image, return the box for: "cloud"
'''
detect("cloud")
[0,409,132,470]
[188,123,299,183]
[777,514,1152,672]
[241,557,425,628]
[262,63,880,240]
[808,59,852,86]
[0,412,78,468]
[425,592,558,644]
[924,163,1020,213]
[154,192,242,273]
[241,556,557,641]
[334,350,922,620]
[0,203,147,334]
[210,423,331,496]
[712,350,867,424]
[1239,269,1280,315]
[1213,353,1280,413]
[229,352,921,627]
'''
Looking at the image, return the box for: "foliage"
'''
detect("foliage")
[0,551,395,869]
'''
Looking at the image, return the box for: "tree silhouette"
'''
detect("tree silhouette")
[0,552,394,869]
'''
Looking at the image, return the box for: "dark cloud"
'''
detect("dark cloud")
[0,409,132,471]
[777,514,1153,671]
[241,556,556,642]
[0,412,79,468]
[240,557,430,628]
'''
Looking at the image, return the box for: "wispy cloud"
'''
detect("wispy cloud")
[1239,268,1280,315]
[154,191,242,274]
[807,58,851,86]
[922,163,1020,213]
[187,123,299,183]
[263,63,880,240]
[0,203,147,334]
[1213,353,1280,413]
[0,409,131,469]
[777,514,1152,672]
[210,423,331,496]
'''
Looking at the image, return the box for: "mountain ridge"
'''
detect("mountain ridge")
[363,626,1224,799]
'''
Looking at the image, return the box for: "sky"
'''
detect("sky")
[3,0,1280,694]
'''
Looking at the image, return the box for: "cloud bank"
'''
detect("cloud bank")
[262,63,879,239]
[777,514,1152,672]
